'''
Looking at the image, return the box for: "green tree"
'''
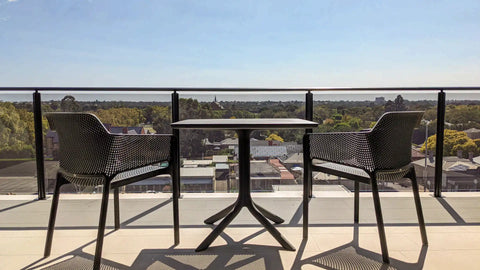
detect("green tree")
[347,117,362,130]
[145,106,171,134]
[266,133,284,142]
[421,129,479,157]
[0,102,35,158]
[60,95,81,112]
[333,122,352,132]
[445,105,480,130]
[385,95,407,112]
[95,107,145,126]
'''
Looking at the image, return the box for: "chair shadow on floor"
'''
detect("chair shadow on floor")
[21,229,127,270]
[22,199,175,270]
[291,224,428,270]
[21,196,285,270]
[19,199,429,270]
[128,228,285,270]
[23,228,285,270]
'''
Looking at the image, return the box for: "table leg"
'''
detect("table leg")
[205,201,283,224]
[196,203,242,252]
[204,202,236,224]
[248,203,295,251]
[253,202,284,224]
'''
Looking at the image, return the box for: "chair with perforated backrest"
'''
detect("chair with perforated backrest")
[302,111,428,264]
[43,113,179,270]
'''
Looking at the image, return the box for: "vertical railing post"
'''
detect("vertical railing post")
[171,91,181,198]
[305,91,313,126]
[434,90,446,197]
[305,91,313,197]
[33,90,46,200]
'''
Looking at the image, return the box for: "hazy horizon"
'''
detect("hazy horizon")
[1,90,479,103]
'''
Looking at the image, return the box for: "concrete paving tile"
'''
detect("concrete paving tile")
[2,194,480,269]
[423,250,480,270]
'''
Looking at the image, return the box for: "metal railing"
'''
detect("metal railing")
[1,86,480,199]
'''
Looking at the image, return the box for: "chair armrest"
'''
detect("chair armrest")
[306,132,374,171]
[106,134,173,174]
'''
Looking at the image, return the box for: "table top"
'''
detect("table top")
[171,118,318,130]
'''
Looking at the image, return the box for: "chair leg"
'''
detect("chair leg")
[171,135,180,245]
[408,168,428,245]
[114,188,120,230]
[44,174,66,257]
[303,174,309,239]
[354,181,359,223]
[173,189,179,245]
[371,179,389,264]
[93,181,111,270]
[172,170,180,245]
[303,158,311,239]
[308,171,313,198]
[303,136,313,199]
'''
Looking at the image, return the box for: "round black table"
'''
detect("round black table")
[171,118,318,251]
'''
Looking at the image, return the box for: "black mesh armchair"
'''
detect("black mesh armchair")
[303,111,428,264]
[44,113,179,270]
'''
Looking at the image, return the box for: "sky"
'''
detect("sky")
[0,0,479,90]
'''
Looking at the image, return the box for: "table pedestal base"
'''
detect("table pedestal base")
[196,195,295,252]
[195,129,295,252]
[204,201,284,224]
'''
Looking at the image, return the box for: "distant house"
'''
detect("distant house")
[282,153,303,170]
[216,137,300,150]
[234,146,288,160]
[140,124,156,134]
[45,130,59,158]
[375,97,386,105]
[285,143,302,155]
[183,159,213,168]
[210,96,224,110]
[411,147,426,161]
[251,139,270,146]
[412,156,480,191]
[203,138,222,150]
[214,163,230,192]
[138,167,215,193]
[232,160,281,191]
[220,137,238,147]
[268,159,296,184]
[212,155,228,163]
[464,128,480,139]
[104,124,145,135]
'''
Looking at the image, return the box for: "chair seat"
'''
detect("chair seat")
[313,162,371,183]
[59,164,169,187]
[112,164,168,182]
[313,162,413,184]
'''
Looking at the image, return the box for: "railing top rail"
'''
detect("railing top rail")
[0,86,480,92]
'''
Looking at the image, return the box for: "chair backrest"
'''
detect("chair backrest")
[368,111,423,171]
[46,113,113,175]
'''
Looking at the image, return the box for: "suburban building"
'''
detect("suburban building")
[134,167,215,193]
[412,156,480,191]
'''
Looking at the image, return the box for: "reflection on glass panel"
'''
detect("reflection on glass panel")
[442,91,480,192]
[313,91,438,193]
[8,90,476,195]
[0,92,37,194]
[177,92,305,193]
[41,91,172,194]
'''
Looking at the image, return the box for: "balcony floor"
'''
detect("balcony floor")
[1,191,479,270]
